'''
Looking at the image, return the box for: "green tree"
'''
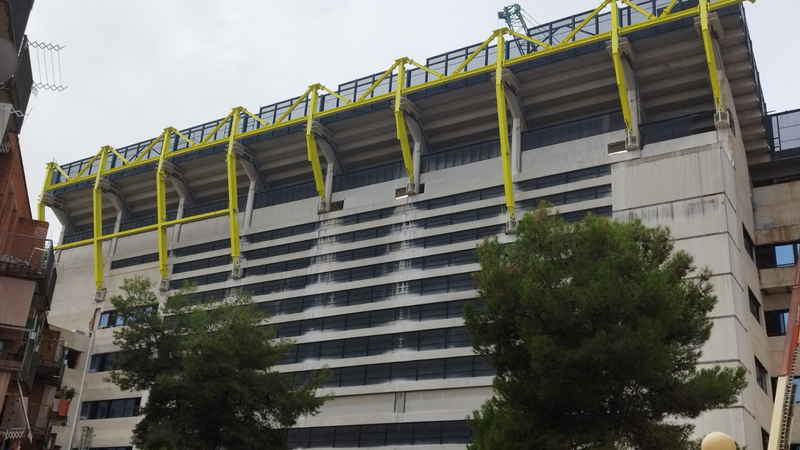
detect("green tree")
[107,276,329,450]
[464,207,746,450]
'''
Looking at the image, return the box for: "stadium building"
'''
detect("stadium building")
[33,0,800,449]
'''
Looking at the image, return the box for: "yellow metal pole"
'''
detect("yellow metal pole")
[92,148,109,290]
[156,130,172,280]
[494,32,515,221]
[226,109,242,270]
[305,86,326,202]
[38,163,54,221]
[393,59,415,184]
[611,0,634,135]
[699,0,723,111]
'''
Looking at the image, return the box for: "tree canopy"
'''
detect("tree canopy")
[464,207,747,450]
[107,276,328,450]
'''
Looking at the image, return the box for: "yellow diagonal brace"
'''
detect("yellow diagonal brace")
[226,108,242,269]
[559,0,613,47]
[92,148,109,290]
[394,61,415,184]
[358,61,400,102]
[494,34,515,221]
[52,163,71,182]
[75,148,103,179]
[506,30,553,50]
[156,131,172,280]
[171,127,196,148]
[134,131,167,163]
[451,31,498,77]
[242,107,270,129]
[407,59,444,80]
[277,87,313,125]
[200,110,235,145]
[108,147,129,165]
[699,0,723,111]
[659,0,680,18]
[38,163,54,221]
[621,0,656,20]
[611,1,634,135]
[320,85,353,106]
[305,87,326,202]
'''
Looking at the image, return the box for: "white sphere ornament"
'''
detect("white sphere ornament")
[702,432,736,450]
[0,37,18,84]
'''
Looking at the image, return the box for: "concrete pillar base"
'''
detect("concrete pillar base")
[715,110,731,130]
[505,218,517,235]
[158,278,170,293]
[231,264,244,280]
[625,134,640,151]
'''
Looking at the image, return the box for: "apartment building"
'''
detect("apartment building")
[36,1,800,449]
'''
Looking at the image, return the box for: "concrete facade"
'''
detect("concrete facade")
[40,3,800,450]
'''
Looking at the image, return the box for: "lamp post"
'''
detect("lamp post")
[702,432,737,450]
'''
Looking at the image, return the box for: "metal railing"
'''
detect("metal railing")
[49,0,749,186]
[20,341,38,392]
[0,232,53,280]
[9,37,32,133]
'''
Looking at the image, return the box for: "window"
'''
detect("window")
[762,429,770,450]
[766,310,790,337]
[98,306,156,330]
[755,357,769,394]
[756,242,800,269]
[89,353,116,373]
[280,326,472,365]
[743,225,755,262]
[65,348,80,369]
[285,421,473,449]
[80,397,141,420]
[748,288,761,323]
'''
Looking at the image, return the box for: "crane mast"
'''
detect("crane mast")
[497,4,533,55]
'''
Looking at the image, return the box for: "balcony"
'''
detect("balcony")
[0,331,38,393]
[0,233,54,282]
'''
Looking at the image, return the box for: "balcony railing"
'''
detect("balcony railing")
[0,232,52,281]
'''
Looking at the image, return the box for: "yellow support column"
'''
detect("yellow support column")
[226,109,242,270]
[305,86,326,202]
[393,59,415,184]
[611,0,634,136]
[494,32,516,222]
[156,131,172,281]
[699,0,723,112]
[38,163,54,221]
[92,148,110,290]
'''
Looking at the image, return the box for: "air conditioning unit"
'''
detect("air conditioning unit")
[158,278,170,293]
[93,288,106,303]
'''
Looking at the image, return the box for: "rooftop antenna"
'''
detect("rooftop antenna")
[497,4,540,55]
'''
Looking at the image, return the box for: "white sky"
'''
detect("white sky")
[18,0,799,240]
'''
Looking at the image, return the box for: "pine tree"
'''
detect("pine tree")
[107,276,329,450]
[464,207,747,450]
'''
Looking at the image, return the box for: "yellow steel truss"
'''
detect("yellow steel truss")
[38,0,752,290]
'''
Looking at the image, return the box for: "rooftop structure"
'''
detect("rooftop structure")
[36,0,800,449]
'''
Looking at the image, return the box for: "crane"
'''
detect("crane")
[497,4,539,55]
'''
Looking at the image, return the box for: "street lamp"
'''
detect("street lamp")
[702,432,737,450]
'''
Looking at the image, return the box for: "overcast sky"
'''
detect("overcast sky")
[19,0,798,240]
